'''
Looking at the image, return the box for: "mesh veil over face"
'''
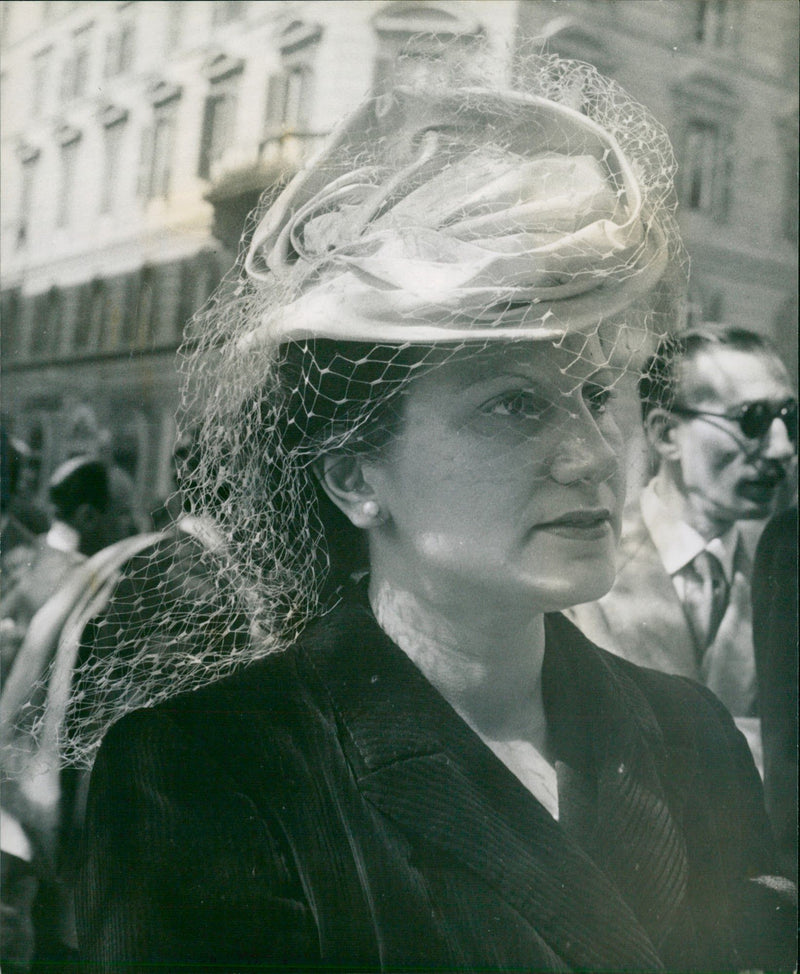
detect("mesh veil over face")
[3,55,687,771]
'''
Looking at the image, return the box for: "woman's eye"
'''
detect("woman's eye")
[583,383,615,414]
[482,391,549,419]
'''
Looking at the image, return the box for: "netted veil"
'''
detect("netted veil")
[4,54,688,772]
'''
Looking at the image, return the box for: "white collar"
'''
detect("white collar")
[640,481,740,584]
[45,519,81,554]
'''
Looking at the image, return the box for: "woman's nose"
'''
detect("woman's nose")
[762,416,796,461]
[548,411,619,485]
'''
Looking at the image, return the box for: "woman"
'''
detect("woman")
[74,59,794,971]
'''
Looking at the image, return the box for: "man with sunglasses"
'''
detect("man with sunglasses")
[569,324,796,768]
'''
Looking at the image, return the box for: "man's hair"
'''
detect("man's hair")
[48,456,109,519]
[638,323,780,421]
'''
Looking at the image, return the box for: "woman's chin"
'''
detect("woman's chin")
[530,569,616,614]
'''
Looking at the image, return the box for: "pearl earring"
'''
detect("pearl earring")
[362,500,380,519]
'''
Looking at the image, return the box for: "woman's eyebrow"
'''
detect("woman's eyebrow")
[459,369,547,391]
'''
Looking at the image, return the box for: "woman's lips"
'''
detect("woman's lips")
[534,509,612,540]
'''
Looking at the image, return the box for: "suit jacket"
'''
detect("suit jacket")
[566,501,757,718]
[77,588,793,973]
[752,506,798,880]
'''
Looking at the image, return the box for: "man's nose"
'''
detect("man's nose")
[762,415,795,461]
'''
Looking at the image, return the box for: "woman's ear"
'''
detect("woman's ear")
[644,408,682,462]
[313,454,383,529]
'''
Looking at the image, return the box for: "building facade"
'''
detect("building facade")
[1,0,797,517]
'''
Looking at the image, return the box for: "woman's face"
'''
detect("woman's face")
[361,334,625,617]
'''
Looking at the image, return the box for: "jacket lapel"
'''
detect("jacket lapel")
[544,615,693,950]
[607,507,699,676]
[306,596,671,972]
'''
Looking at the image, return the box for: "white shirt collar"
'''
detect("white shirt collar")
[639,481,740,584]
[45,519,81,554]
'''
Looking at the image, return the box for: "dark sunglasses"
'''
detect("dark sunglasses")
[671,398,798,445]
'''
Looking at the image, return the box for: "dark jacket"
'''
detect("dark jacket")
[752,506,798,881]
[77,589,795,972]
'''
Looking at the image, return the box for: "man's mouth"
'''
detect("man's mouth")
[739,469,786,499]
[748,467,786,487]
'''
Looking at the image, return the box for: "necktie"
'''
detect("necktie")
[683,549,730,657]
[700,545,756,717]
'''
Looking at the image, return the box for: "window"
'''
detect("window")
[105,16,135,77]
[683,121,718,211]
[74,278,107,351]
[57,132,81,227]
[532,17,614,77]
[101,114,127,213]
[672,73,737,223]
[124,265,157,348]
[114,266,160,349]
[198,63,242,179]
[777,116,798,243]
[263,21,322,137]
[212,1,247,27]
[119,272,141,347]
[30,288,62,359]
[373,48,445,92]
[371,2,483,94]
[139,85,181,200]
[1,289,21,359]
[103,276,126,348]
[681,120,731,218]
[695,1,732,47]
[783,146,798,243]
[264,65,311,133]
[148,110,174,198]
[31,47,52,116]
[17,149,39,247]
[178,250,221,337]
[686,283,723,328]
[166,2,185,50]
[74,31,91,95]
[61,24,93,103]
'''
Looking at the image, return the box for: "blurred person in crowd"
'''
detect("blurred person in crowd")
[0,431,48,555]
[568,325,796,768]
[1,457,108,674]
[0,456,137,972]
[751,504,798,882]
[53,58,796,971]
[1,457,138,671]
[0,513,229,971]
[1,429,37,558]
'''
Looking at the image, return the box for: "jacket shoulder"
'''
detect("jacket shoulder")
[549,612,745,754]
[95,604,366,773]
[95,641,312,775]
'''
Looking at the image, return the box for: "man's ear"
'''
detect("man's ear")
[313,454,382,529]
[644,408,682,462]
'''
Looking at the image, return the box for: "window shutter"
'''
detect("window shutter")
[137,124,153,198]
[264,72,286,131]
[60,55,74,102]
[198,95,217,178]
[105,31,118,78]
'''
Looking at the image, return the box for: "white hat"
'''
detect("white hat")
[242,84,675,347]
